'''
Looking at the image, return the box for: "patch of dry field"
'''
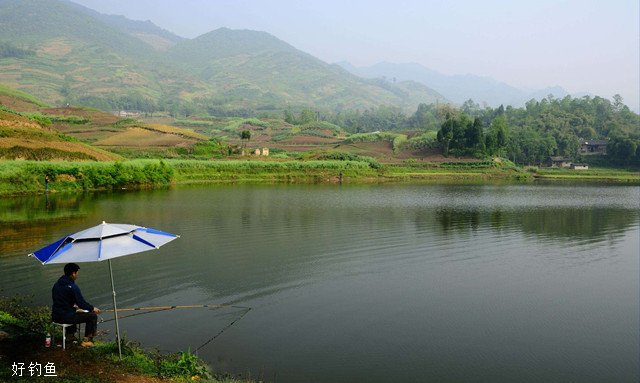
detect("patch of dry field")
[0,95,41,112]
[145,123,208,140]
[0,110,119,161]
[0,118,42,131]
[0,137,118,161]
[94,127,199,147]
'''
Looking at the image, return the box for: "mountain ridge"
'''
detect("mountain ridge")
[61,0,186,51]
[0,0,446,113]
[336,61,573,107]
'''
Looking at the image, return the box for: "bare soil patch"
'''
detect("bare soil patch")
[0,95,41,112]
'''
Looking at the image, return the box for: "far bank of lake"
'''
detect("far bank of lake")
[1,159,639,196]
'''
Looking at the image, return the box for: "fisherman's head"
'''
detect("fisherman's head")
[64,263,80,281]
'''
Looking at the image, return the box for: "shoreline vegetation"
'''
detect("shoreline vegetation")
[1,159,639,196]
[0,295,247,383]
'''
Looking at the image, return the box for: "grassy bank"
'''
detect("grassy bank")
[0,160,173,195]
[0,295,246,383]
[0,158,382,195]
[1,159,638,196]
[532,167,640,182]
[170,159,380,184]
[383,160,534,182]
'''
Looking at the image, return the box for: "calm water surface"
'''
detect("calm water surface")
[1,183,638,382]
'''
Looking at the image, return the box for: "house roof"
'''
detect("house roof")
[582,140,608,145]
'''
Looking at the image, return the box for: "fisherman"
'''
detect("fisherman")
[51,263,101,347]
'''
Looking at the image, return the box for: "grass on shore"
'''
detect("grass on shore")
[532,167,640,182]
[0,159,638,196]
[0,295,248,383]
[170,158,380,184]
[0,160,173,195]
[0,158,382,195]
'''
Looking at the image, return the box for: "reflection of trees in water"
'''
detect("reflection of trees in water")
[516,208,639,241]
[435,209,480,233]
[490,209,506,231]
[426,207,638,241]
[0,193,93,256]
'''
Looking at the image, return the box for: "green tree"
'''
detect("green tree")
[299,108,316,124]
[555,132,580,157]
[437,113,457,156]
[487,115,509,155]
[469,118,485,152]
[411,103,430,129]
[284,109,295,124]
[240,130,251,149]
[609,135,638,164]
[461,99,480,116]
[612,94,625,112]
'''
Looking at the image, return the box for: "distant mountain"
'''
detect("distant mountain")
[337,61,571,107]
[168,28,300,65]
[62,0,185,50]
[166,28,446,111]
[0,0,446,112]
[0,0,175,104]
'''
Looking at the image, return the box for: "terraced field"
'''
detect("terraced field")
[0,87,209,159]
[95,127,200,147]
[0,109,120,161]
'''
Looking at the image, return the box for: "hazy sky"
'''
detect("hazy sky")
[72,0,639,109]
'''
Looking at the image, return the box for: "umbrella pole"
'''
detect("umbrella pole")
[108,259,123,361]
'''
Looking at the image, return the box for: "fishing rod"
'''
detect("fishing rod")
[99,307,172,323]
[98,303,252,348]
[102,304,247,312]
[98,304,251,328]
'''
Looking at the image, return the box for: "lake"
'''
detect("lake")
[1,183,638,382]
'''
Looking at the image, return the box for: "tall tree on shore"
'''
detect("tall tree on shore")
[469,118,485,152]
[240,130,251,150]
[437,113,454,156]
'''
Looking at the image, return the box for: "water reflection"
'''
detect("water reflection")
[435,208,481,232]
[0,193,94,256]
[429,206,638,242]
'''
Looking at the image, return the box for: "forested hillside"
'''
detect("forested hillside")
[432,95,640,165]
[312,94,639,166]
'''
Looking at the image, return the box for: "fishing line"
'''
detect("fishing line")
[195,306,252,354]
[96,303,252,350]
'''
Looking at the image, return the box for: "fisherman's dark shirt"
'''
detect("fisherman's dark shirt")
[51,275,94,323]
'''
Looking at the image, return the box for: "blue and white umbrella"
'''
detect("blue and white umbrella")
[29,221,179,358]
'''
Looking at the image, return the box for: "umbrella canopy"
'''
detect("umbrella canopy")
[29,221,179,358]
[31,222,178,264]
